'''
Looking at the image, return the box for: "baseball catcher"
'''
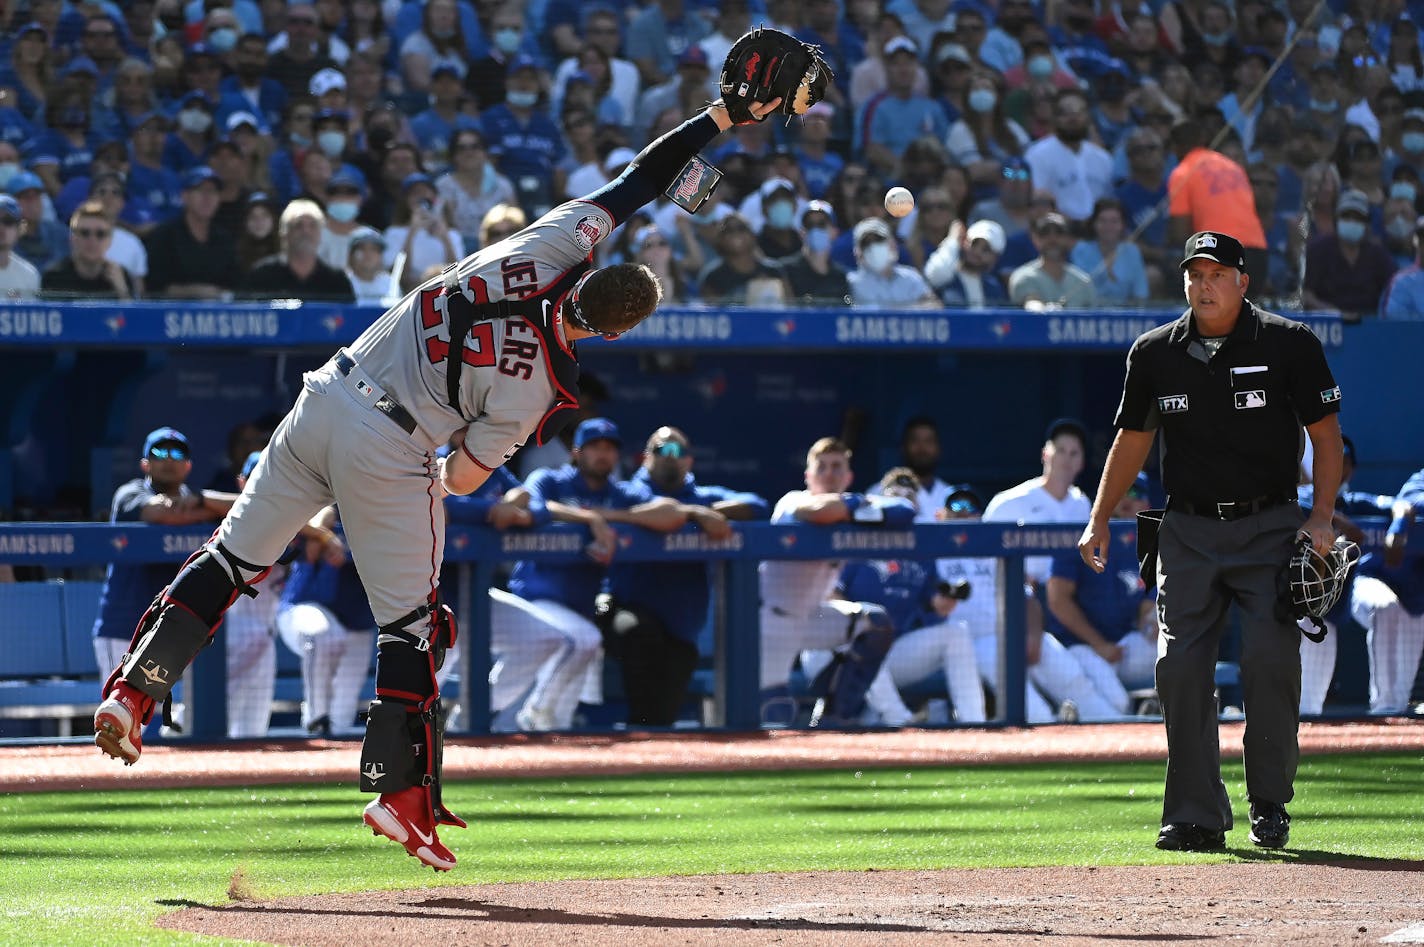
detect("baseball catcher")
[91,93,785,872]
[719,28,833,125]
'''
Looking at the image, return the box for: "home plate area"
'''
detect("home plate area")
[159,863,1423,946]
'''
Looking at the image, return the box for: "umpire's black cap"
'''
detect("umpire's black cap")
[1180,231,1246,270]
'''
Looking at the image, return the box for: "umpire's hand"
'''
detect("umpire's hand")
[1298,511,1336,558]
[1078,517,1110,574]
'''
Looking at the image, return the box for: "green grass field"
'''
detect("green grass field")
[2,752,1420,946]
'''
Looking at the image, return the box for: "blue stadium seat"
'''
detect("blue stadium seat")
[60,581,105,678]
[0,584,66,678]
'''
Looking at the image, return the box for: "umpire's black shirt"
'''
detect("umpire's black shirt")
[1114,301,1341,509]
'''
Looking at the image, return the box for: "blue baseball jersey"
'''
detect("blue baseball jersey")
[1045,549,1148,646]
[606,469,769,644]
[507,464,651,616]
[92,478,192,641]
[478,105,566,191]
[1357,468,1424,614]
[837,558,940,635]
[281,552,377,632]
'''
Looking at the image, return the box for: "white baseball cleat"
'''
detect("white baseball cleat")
[363,786,457,871]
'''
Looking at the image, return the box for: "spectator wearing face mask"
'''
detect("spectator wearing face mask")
[318,168,368,269]
[1380,217,1424,319]
[848,217,936,308]
[782,200,850,306]
[757,178,804,259]
[1302,188,1398,322]
[162,91,218,175]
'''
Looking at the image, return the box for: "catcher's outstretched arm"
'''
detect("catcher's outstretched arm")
[586,100,775,226]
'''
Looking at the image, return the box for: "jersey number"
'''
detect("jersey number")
[419,279,495,367]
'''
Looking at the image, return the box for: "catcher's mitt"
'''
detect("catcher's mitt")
[1276,535,1360,642]
[719,27,833,124]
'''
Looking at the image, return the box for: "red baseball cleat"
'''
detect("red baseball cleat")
[363,786,457,871]
[94,681,153,765]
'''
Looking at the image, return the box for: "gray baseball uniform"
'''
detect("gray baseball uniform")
[219,200,609,626]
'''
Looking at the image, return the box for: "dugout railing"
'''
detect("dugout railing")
[0,518,1398,743]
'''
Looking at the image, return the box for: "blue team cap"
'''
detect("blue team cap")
[0,195,21,223]
[181,165,219,190]
[507,54,541,74]
[329,168,366,195]
[240,450,263,479]
[313,107,350,126]
[61,56,100,78]
[1127,472,1150,498]
[187,42,220,60]
[16,22,47,40]
[133,110,169,130]
[178,89,213,109]
[573,418,622,449]
[143,427,190,457]
[432,63,462,81]
[400,171,433,193]
[6,170,44,195]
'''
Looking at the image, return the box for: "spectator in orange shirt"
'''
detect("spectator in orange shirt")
[1165,119,1269,287]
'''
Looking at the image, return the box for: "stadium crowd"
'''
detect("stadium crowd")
[0,0,1419,316]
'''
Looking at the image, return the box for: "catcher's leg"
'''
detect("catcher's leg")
[808,601,894,726]
[95,541,270,764]
[359,600,463,871]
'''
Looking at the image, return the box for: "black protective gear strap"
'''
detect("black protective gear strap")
[441,262,587,416]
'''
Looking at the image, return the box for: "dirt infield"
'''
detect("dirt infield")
[157,863,1424,946]
[12,719,1424,946]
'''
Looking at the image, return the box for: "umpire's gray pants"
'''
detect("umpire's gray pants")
[1155,503,1304,831]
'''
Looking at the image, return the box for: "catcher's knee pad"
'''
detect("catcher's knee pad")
[374,599,458,705]
[847,604,894,661]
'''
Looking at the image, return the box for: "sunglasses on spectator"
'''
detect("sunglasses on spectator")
[640,237,669,249]
[287,15,319,25]
[148,445,189,461]
[454,141,485,151]
[1038,225,1069,235]
[652,441,687,458]
[946,498,980,514]
[92,186,123,197]
[1128,143,1161,154]
[74,226,111,239]
[1352,54,1380,68]
[85,28,116,38]
[0,216,19,226]
[1003,168,1030,181]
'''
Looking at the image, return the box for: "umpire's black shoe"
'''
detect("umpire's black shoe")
[1155,823,1227,852]
[1248,799,1290,849]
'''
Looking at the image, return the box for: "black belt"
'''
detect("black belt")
[1168,493,1296,522]
[334,352,417,436]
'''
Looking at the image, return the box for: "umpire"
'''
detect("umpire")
[1078,231,1344,852]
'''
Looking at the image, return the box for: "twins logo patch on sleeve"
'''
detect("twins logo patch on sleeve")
[573,216,605,251]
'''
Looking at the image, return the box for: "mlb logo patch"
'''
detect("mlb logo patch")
[1321,386,1341,404]
[355,378,373,398]
[1235,390,1267,409]
[1195,233,1218,249]
[573,215,604,251]
[1159,394,1189,413]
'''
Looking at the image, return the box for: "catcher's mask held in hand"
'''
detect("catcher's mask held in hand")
[719,27,833,124]
[1277,536,1360,642]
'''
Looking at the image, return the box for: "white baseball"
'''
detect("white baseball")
[884,186,915,218]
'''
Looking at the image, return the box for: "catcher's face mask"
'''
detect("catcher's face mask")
[1277,536,1361,642]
